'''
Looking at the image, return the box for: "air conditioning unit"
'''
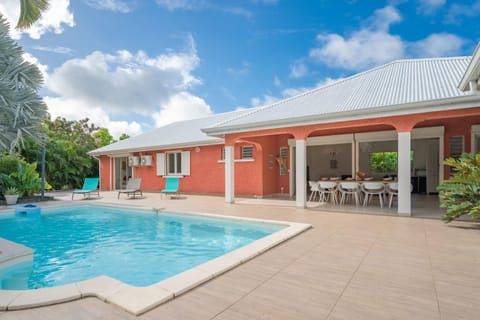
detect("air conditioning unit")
[128,156,139,167]
[141,155,153,166]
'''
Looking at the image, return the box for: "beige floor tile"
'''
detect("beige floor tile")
[1,192,479,320]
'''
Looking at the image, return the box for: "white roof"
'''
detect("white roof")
[89,110,250,156]
[91,55,480,156]
[204,56,477,135]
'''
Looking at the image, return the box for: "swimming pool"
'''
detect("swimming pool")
[0,205,283,289]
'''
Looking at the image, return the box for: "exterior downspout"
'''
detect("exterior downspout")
[91,155,101,189]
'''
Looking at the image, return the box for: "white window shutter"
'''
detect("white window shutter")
[181,151,190,176]
[156,153,165,176]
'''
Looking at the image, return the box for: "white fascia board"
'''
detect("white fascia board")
[202,95,480,136]
[88,139,224,156]
[459,44,480,91]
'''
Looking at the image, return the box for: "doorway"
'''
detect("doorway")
[114,157,132,190]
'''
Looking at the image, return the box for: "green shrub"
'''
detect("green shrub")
[438,153,480,223]
[0,159,50,197]
[0,153,21,175]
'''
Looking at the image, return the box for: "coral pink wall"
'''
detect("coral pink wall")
[97,107,479,197]
[243,135,291,196]
[130,145,226,194]
[99,156,111,191]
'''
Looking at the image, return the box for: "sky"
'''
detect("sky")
[1,0,480,138]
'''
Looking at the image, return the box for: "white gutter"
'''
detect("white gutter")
[88,139,224,157]
[90,155,101,186]
[202,95,480,136]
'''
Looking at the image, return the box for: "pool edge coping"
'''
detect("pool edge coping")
[0,204,311,315]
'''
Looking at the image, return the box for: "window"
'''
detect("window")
[449,135,464,174]
[369,151,413,173]
[156,151,190,176]
[241,145,254,159]
[279,147,288,176]
[168,152,182,174]
[220,147,225,161]
[449,135,464,159]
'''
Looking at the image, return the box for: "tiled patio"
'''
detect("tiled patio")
[1,191,479,319]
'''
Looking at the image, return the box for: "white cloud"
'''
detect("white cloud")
[84,0,133,13]
[250,94,279,107]
[155,0,254,19]
[153,92,212,127]
[33,45,73,55]
[45,97,142,138]
[310,6,405,71]
[368,6,402,31]
[155,0,207,10]
[224,7,253,19]
[445,1,480,24]
[47,47,200,115]
[274,75,281,87]
[251,0,278,4]
[289,61,308,78]
[309,5,466,71]
[418,0,446,14]
[227,61,251,77]
[409,33,465,57]
[310,31,405,71]
[44,35,212,136]
[22,52,49,82]
[0,0,74,39]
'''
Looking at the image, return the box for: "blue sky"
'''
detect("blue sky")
[1,0,480,137]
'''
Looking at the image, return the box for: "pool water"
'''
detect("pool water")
[0,206,283,289]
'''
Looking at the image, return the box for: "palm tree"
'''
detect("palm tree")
[0,14,47,152]
[16,0,49,29]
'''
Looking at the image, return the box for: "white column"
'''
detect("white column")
[397,132,411,216]
[225,146,235,204]
[470,80,479,93]
[295,139,307,208]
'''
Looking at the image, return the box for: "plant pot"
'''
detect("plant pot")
[4,194,18,205]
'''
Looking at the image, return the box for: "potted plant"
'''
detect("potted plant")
[356,171,366,180]
[4,186,19,205]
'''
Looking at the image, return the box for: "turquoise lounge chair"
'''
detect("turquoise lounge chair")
[72,178,100,200]
[161,177,179,199]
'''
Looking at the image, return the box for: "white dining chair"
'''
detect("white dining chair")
[386,182,398,208]
[308,181,321,201]
[361,182,385,208]
[319,181,337,205]
[339,182,361,206]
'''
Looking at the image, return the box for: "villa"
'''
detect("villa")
[89,43,480,217]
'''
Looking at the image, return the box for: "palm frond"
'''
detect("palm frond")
[17,0,49,29]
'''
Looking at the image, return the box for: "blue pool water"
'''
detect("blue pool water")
[0,206,283,289]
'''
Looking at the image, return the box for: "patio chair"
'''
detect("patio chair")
[318,181,338,205]
[361,182,385,208]
[339,182,361,206]
[386,182,398,208]
[118,178,143,199]
[72,178,99,200]
[308,181,321,201]
[161,177,180,199]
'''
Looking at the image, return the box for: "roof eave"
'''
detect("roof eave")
[88,139,224,156]
[203,95,480,136]
[459,44,480,91]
